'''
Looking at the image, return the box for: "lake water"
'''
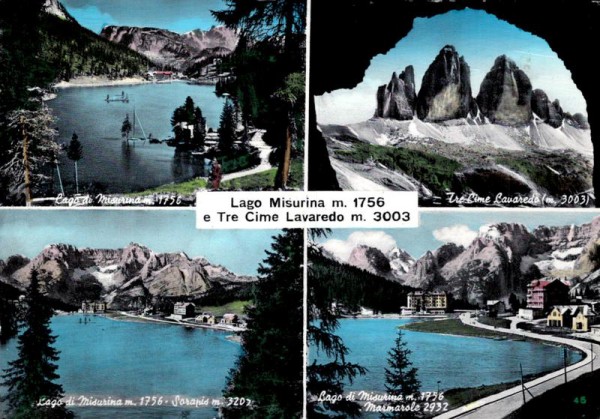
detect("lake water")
[311,318,584,393]
[0,315,240,418]
[48,82,226,193]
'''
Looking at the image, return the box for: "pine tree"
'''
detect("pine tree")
[273,72,304,189]
[0,108,60,204]
[0,0,47,116]
[1,270,73,419]
[218,101,237,154]
[66,132,83,194]
[223,229,303,418]
[382,329,420,419]
[213,0,306,188]
[307,229,366,418]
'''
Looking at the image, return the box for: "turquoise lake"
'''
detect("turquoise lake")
[47,82,226,193]
[311,318,583,393]
[0,315,240,418]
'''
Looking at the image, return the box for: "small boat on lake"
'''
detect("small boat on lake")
[106,91,129,103]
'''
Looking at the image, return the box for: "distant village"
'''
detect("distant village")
[345,277,600,338]
[79,300,247,331]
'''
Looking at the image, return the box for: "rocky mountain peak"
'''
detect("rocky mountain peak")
[476,54,532,125]
[416,45,473,122]
[41,243,78,257]
[401,250,443,290]
[387,246,415,276]
[375,65,416,120]
[571,113,590,129]
[0,255,30,277]
[477,223,544,258]
[531,89,564,128]
[43,0,74,22]
[432,242,463,266]
[347,245,392,277]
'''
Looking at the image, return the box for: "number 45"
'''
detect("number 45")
[574,396,587,405]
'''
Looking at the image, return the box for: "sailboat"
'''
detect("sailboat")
[126,107,148,144]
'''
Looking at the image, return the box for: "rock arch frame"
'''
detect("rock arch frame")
[308,0,599,200]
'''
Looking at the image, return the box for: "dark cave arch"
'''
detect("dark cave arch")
[308,0,599,200]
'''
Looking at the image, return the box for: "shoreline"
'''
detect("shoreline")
[52,76,195,89]
[341,313,449,320]
[53,76,150,89]
[105,311,246,333]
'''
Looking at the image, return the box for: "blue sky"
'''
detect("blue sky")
[62,0,226,34]
[0,210,278,275]
[321,210,600,261]
[316,9,587,125]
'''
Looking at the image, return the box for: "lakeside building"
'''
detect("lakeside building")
[525,279,570,314]
[196,313,216,325]
[402,291,447,315]
[486,300,506,317]
[146,70,175,81]
[547,305,597,332]
[221,313,239,325]
[172,302,196,320]
[81,301,106,314]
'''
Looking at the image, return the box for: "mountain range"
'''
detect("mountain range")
[325,217,600,306]
[375,45,587,129]
[321,45,592,205]
[41,0,237,79]
[100,25,238,72]
[0,243,255,310]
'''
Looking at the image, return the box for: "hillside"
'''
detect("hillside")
[310,251,414,313]
[38,6,151,81]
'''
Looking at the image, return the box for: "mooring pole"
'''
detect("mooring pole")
[564,346,568,384]
[21,115,32,206]
[520,363,526,405]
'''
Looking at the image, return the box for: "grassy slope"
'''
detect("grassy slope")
[199,300,250,317]
[330,134,591,200]
[401,318,511,339]
[222,159,303,190]
[334,143,462,196]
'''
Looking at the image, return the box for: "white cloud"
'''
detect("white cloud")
[68,5,118,34]
[322,231,398,262]
[432,224,477,247]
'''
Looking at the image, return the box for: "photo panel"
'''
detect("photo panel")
[0,210,303,418]
[307,210,600,418]
[0,0,307,207]
[308,0,596,209]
